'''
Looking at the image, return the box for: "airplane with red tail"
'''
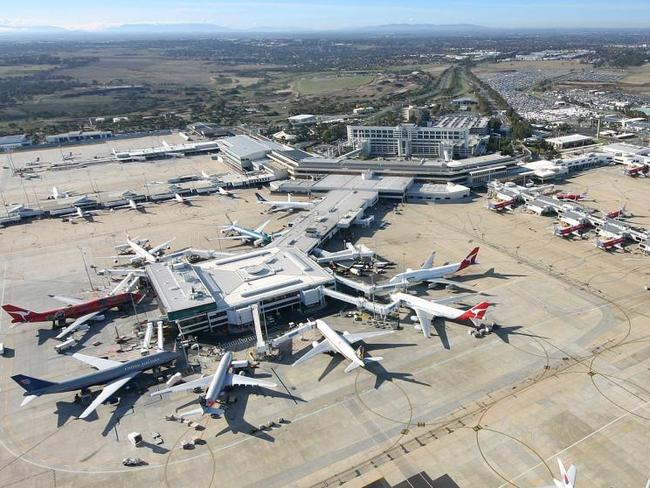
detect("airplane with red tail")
[487,198,516,212]
[554,223,584,238]
[624,163,648,177]
[596,236,625,251]
[555,189,588,201]
[3,291,143,335]
[606,204,627,219]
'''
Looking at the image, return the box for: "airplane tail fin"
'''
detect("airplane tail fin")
[11,374,55,393]
[422,251,436,269]
[2,304,34,323]
[557,458,576,487]
[458,247,480,271]
[255,192,267,203]
[458,301,491,324]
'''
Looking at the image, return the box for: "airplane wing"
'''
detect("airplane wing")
[79,371,140,419]
[414,308,434,338]
[151,375,212,396]
[292,340,334,367]
[150,238,175,255]
[343,330,394,344]
[431,293,477,306]
[427,278,475,291]
[55,311,102,340]
[227,372,277,389]
[49,295,84,306]
[255,220,271,233]
[72,353,121,371]
[215,236,249,241]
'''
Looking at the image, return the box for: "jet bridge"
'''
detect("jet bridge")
[332,273,407,296]
[320,286,399,317]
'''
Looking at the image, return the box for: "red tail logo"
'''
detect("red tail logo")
[458,301,490,321]
[458,247,480,271]
[2,305,33,323]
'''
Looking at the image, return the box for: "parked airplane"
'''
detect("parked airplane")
[542,458,577,488]
[605,204,627,219]
[113,234,175,264]
[292,319,393,373]
[392,292,491,343]
[596,235,625,251]
[172,193,197,205]
[388,247,480,289]
[50,186,73,200]
[218,218,285,247]
[2,284,142,337]
[555,189,588,201]
[217,186,236,197]
[152,351,276,418]
[487,198,516,212]
[255,193,315,212]
[12,347,177,419]
[553,223,584,238]
[624,163,648,177]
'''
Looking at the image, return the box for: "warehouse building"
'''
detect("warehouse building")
[545,134,594,150]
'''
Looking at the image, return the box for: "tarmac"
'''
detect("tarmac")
[0,147,649,487]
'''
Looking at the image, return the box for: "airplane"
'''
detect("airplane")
[605,204,627,219]
[624,163,648,177]
[541,458,577,488]
[50,186,73,200]
[217,186,236,197]
[2,285,143,337]
[114,237,149,255]
[553,223,584,238]
[596,235,625,251]
[255,192,315,213]
[388,247,480,289]
[292,319,394,373]
[12,347,178,420]
[391,292,491,344]
[555,189,588,201]
[487,198,516,212]
[152,351,276,418]
[218,218,285,247]
[112,234,176,264]
[69,206,94,221]
[172,193,197,205]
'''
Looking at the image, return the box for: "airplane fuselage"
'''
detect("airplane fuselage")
[390,262,460,284]
[4,292,141,323]
[317,322,364,368]
[392,293,467,321]
[19,351,178,397]
[205,351,232,406]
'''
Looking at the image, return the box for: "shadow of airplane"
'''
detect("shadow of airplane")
[55,399,98,427]
[363,361,431,390]
[491,324,548,344]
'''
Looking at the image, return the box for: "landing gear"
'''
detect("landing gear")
[469,322,498,338]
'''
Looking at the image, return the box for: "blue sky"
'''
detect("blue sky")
[1,0,649,30]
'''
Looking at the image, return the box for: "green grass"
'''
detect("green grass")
[293,74,374,96]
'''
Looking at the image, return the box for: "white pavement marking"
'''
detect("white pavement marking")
[496,398,650,487]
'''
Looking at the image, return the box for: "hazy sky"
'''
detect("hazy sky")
[1,0,649,30]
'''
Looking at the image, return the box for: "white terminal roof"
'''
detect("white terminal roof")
[601,143,650,156]
[147,247,333,317]
[217,135,285,159]
[546,134,594,144]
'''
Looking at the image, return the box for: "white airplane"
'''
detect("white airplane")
[172,193,197,205]
[389,247,480,289]
[217,186,236,197]
[51,186,73,200]
[218,218,285,247]
[111,234,175,264]
[292,320,393,373]
[392,292,491,344]
[541,458,577,488]
[114,237,149,255]
[152,351,276,418]
[70,206,94,221]
[255,192,315,213]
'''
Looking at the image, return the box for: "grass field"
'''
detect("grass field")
[292,73,375,96]
[622,63,650,84]
[0,64,57,77]
[473,60,590,75]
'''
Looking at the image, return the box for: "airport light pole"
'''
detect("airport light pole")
[78,246,95,291]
